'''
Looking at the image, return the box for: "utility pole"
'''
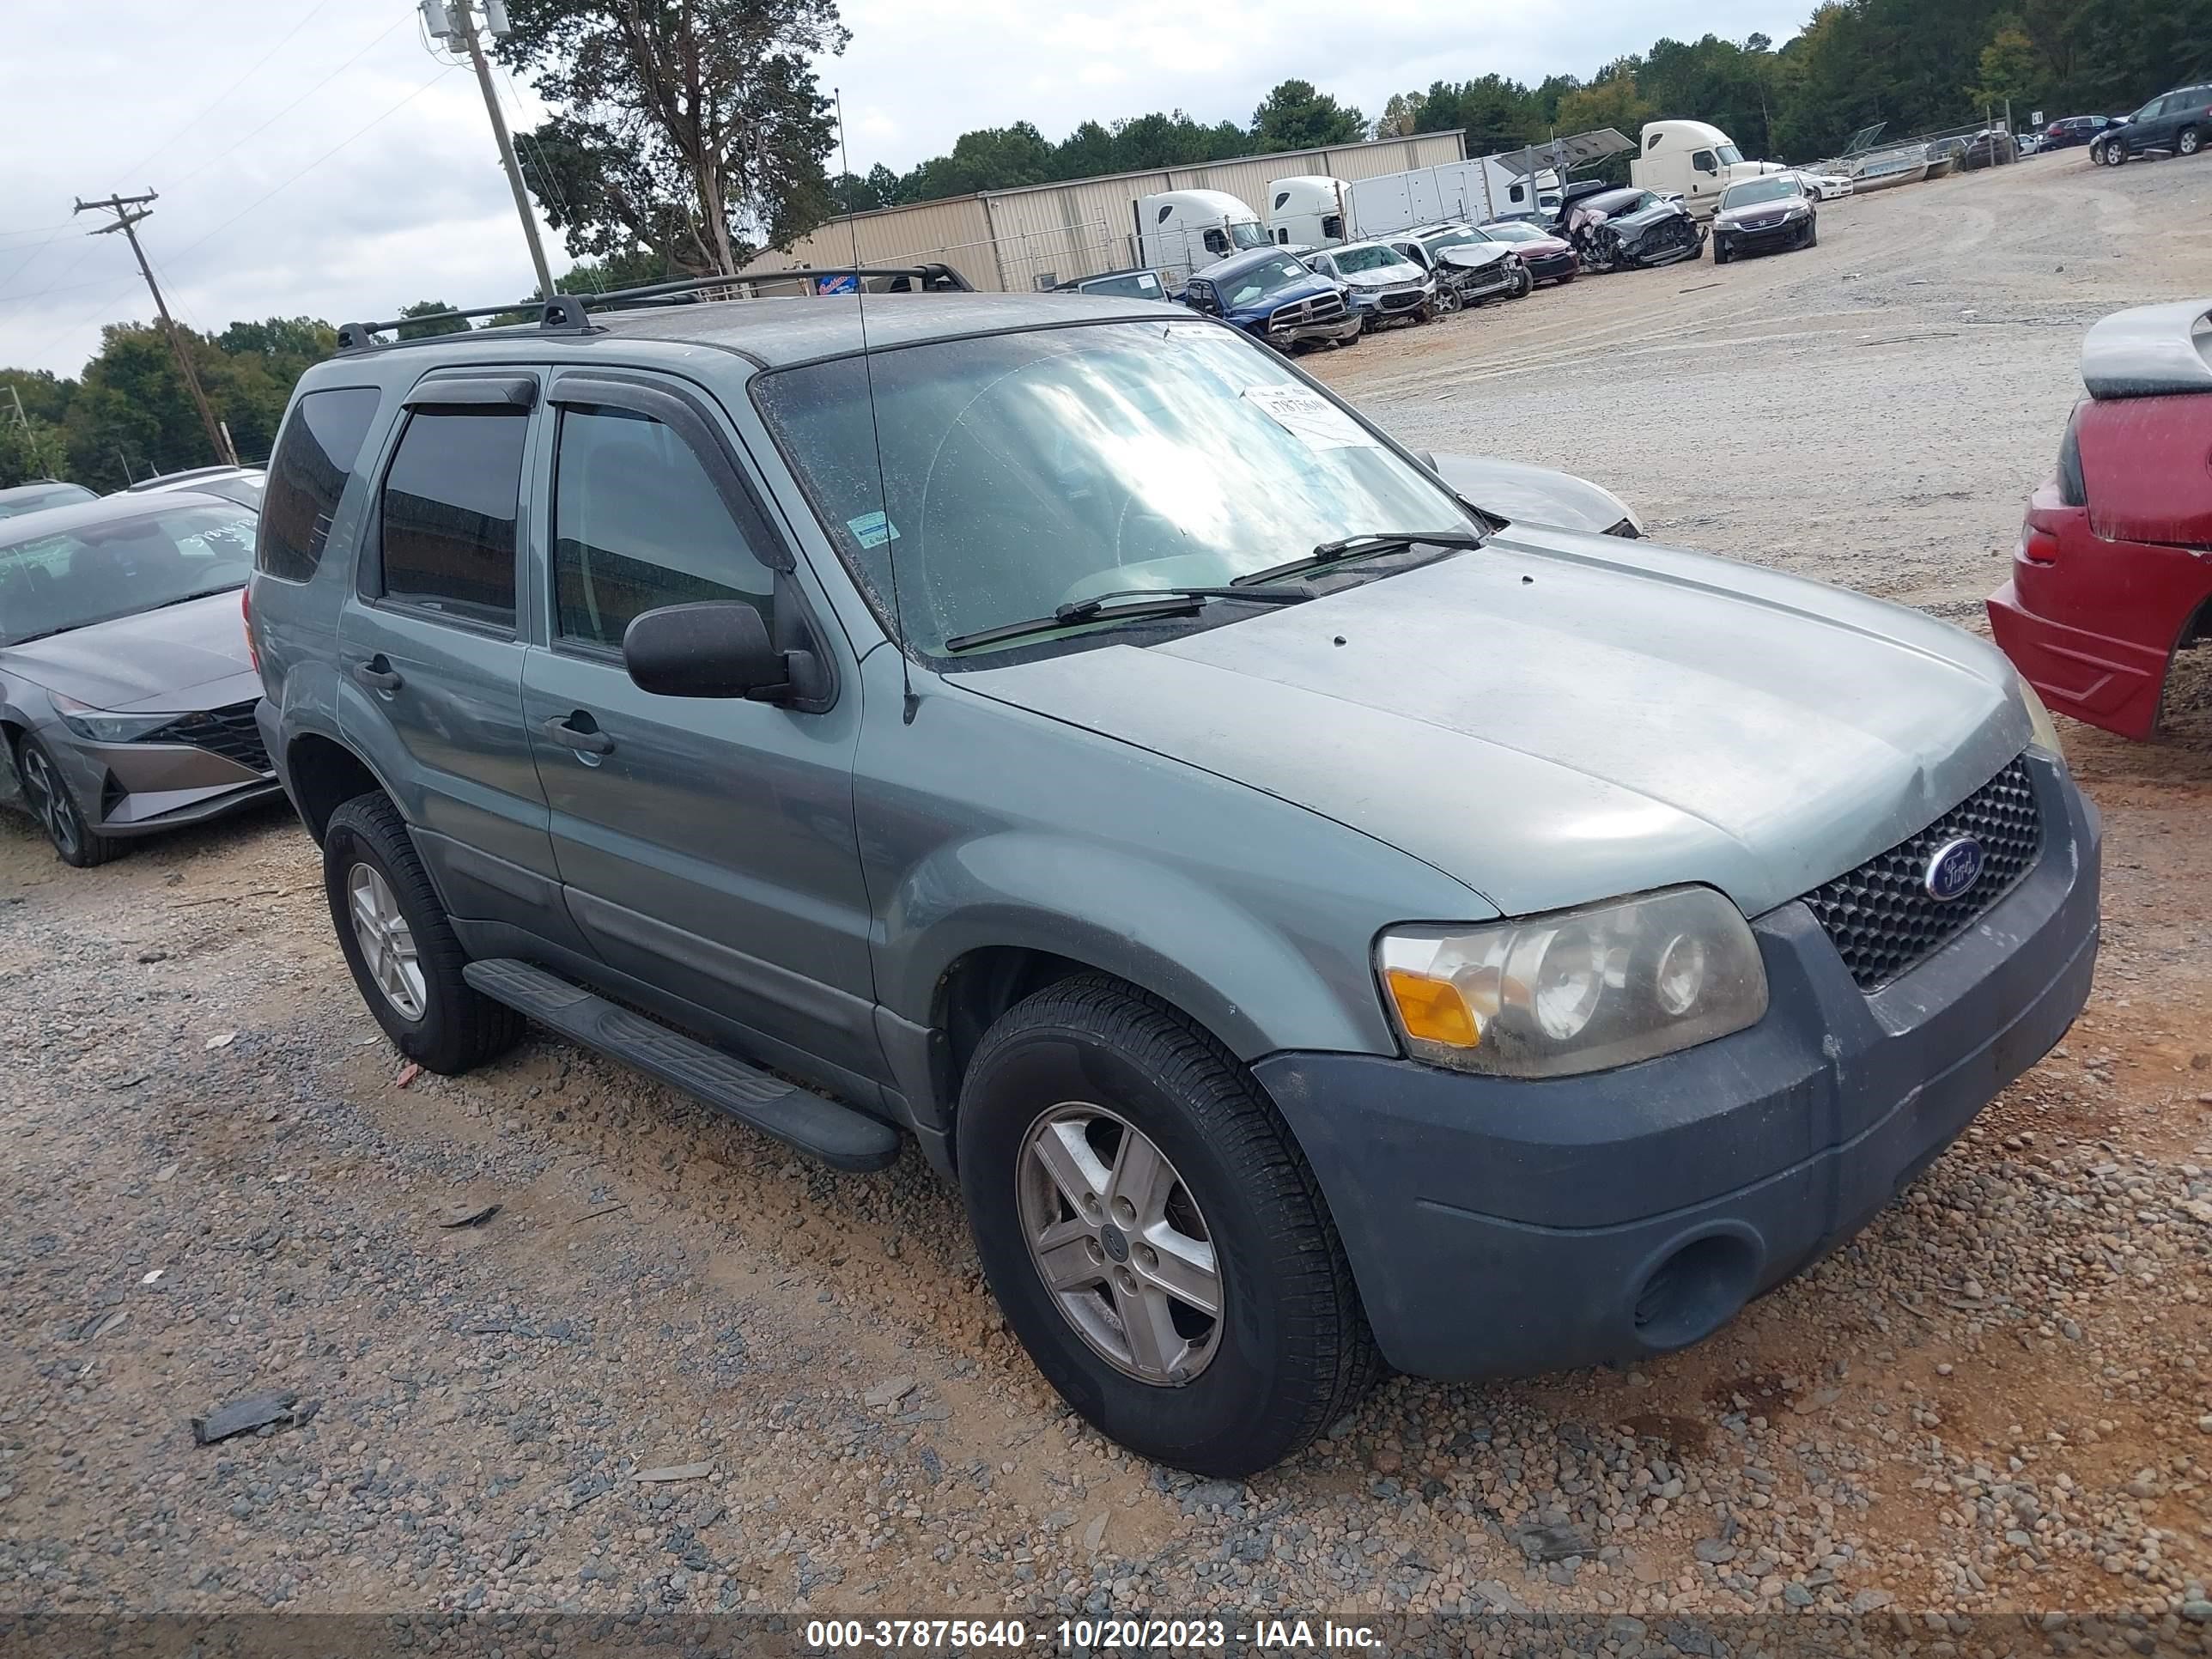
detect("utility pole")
[72,191,234,466]
[426,0,555,300]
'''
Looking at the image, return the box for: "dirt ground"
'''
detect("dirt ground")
[3,150,2210,1652]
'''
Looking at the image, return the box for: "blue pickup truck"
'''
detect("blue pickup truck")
[1181,249,1363,351]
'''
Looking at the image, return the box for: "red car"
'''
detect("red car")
[1988,299,2212,739]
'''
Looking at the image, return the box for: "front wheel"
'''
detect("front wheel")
[14,733,123,867]
[323,792,523,1073]
[1713,242,1730,265]
[1434,285,1462,314]
[957,975,1377,1476]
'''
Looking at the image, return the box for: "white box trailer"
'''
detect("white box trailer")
[1267,158,1559,247]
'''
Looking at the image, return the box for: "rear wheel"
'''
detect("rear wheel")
[957,975,1377,1476]
[15,734,123,867]
[323,792,522,1073]
[2181,126,2203,157]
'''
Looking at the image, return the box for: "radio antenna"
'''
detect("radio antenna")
[836,88,917,724]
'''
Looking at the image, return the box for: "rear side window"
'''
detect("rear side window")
[258,386,380,581]
[376,410,526,629]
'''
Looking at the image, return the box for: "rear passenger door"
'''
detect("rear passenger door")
[338,373,579,946]
[518,371,881,1095]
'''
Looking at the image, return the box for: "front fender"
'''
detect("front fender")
[878,830,1382,1063]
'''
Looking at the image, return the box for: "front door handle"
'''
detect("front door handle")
[540,713,614,757]
[352,658,403,693]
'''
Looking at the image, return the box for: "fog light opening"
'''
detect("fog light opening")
[1632,1234,1759,1352]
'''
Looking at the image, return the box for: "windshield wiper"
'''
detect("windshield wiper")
[943,584,1312,655]
[1234,529,1488,587]
[146,584,246,611]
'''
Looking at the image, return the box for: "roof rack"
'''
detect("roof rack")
[334,264,976,355]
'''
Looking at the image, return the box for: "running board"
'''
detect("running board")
[461,957,902,1172]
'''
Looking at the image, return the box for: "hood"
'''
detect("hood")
[1,588,252,710]
[1425,451,1634,535]
[1343,259,1427,287]
[957,530,2030,921]
[1437,244,1514,273]
[1717,198,1806,225]
[1611,202,1686,233]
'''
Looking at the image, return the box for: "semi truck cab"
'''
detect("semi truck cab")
[1630,120,1787,218]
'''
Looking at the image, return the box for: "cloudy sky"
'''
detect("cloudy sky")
[0,0,1802,380]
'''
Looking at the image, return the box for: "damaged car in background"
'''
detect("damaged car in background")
[1182,249,1363,350]
[1,490,277,866]
[1301,241,1437,329]
[1565,186,1707,272]
[1383,223,1534,308]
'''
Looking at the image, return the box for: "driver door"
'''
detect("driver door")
[517,370,884,1095]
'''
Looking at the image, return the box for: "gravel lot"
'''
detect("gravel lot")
[4,150,2211,1654]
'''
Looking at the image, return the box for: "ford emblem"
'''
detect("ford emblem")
[1923,836,1985,902]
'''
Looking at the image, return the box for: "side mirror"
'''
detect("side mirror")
[623,601,793,702]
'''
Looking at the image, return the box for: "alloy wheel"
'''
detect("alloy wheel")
[347,861,428,1019]
[19,744,82,860]
[1016,1102,1222,1385]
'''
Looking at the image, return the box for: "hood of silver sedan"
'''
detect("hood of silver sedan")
[0,588,252,709]
[958,530,2033,919]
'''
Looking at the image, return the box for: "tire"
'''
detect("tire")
[322,791,522,1074]
[957,975,1378,1476]
[14,733,123,867]
[1555,270,1576,284]
[1805,220,1819,248]
[2108,142,2129,166]
[1713,242,1729,265]
[2182,126,2203,157]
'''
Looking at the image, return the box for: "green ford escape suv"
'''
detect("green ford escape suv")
[250,273,2098,1476]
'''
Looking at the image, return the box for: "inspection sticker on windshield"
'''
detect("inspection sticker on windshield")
[846,511,901,548]
[1242,384,1375,451]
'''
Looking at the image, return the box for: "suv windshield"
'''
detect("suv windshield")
[1333,245,1405,275]
[754,321,1476,656]
[0,502,258,646]
[1722,177,1801,208]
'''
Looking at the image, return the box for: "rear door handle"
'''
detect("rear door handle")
[540,714,614,757]
[352,658,403,693]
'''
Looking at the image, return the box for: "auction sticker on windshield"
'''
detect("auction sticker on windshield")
[1241,384,1375,451]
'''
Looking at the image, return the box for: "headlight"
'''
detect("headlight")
[2020,678,2065,760]
[52,693,173,744]
[1377,886,1768,1078]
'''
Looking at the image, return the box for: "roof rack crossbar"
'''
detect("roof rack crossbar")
[333,263,975,355]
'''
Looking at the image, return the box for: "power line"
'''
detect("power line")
[110,0,345,185]
[161,14,416,199]
[3,67,457,370]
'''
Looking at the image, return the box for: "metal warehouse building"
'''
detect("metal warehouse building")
[744,131,1469,294]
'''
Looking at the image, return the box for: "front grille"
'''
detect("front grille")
[143,700,272,775]
[1267,293,1346,329]
[1796,755,2043,992]
[1376,289,1425,312]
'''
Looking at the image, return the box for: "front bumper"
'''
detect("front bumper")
[1717,216,1811,255]
[1261,314,1364,349]
[35,714,283,839]
[1522,251,1579,282]
[1254,751,2100,1379]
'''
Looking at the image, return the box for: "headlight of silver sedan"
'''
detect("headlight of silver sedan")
[1377,887,1768,1078]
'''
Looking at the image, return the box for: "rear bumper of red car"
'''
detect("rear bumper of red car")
[1987,579,2172,741]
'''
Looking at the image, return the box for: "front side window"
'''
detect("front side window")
[753,322,1477,657]
[1692,149,1718,173]
[259,385,380,582]
[1321,213,1344,240]
[1203,229,1229,255]
[377,409,526,629]
[0,503,256,646]
[550,406,773,650]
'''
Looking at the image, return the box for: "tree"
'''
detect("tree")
[1374,91,1422,138]
[1250,79,1366,151]
[1555,70,1655,149]
[1970,15,2045,112]
[395,301,470,341]
[0,411,68,489]
[495,0,849,275]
